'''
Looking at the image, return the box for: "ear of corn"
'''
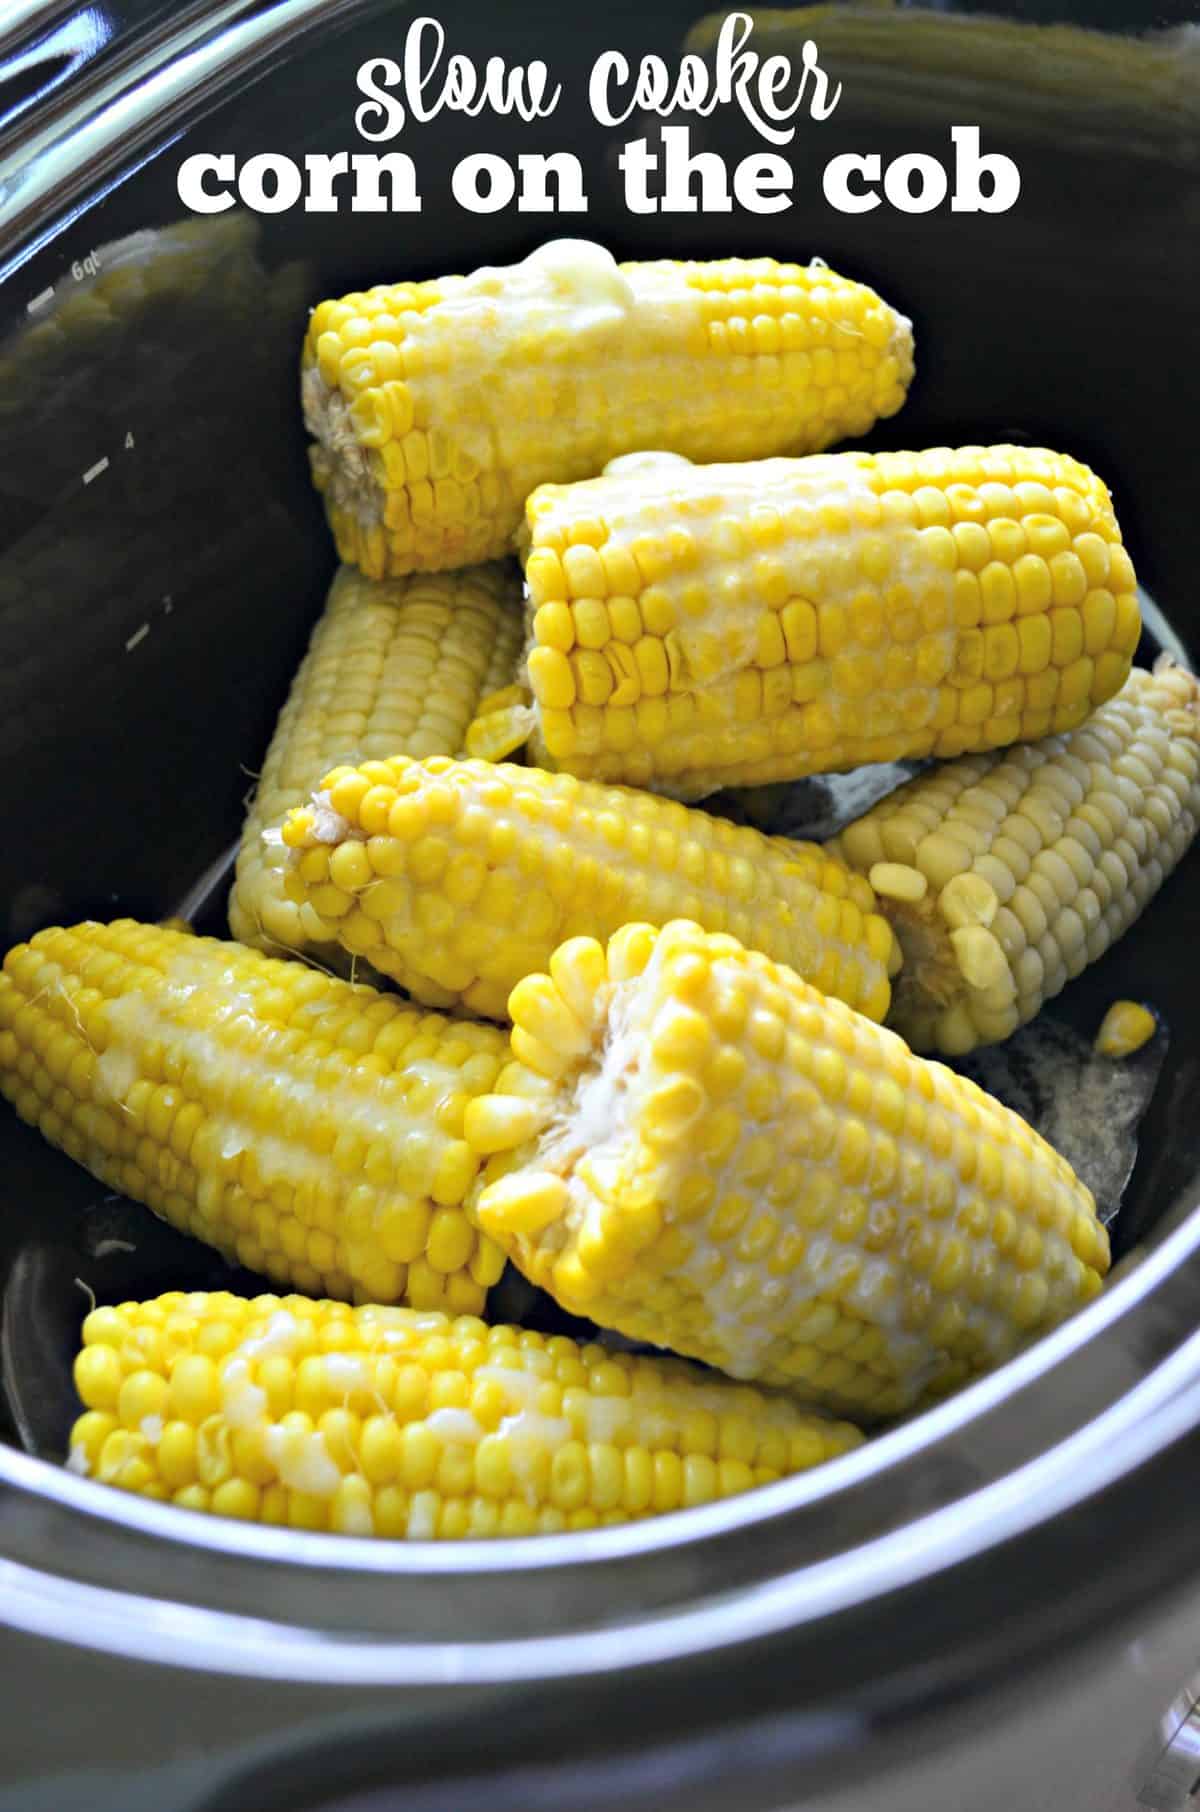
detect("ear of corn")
[830,659,1200,1054]
[684,8,1200,169]
[229,562,523,971]
[464,921,1109,1417]
[468,445,1140,800]
[0,922,507,1312]
[303,240,914,577]
[67,1292,863,1533]
[277,755,900,1024]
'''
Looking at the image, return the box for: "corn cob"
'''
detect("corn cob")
[829,659,1200,1055]
[468,445,1140,800]
[464,921,1109,1417]
[302,239,914,577]
[228,562,523,971]
[67,1292,863,1533]
[0,922,507,1311]
[277,755,900,1023]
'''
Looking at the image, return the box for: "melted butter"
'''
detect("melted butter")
[240,1311,305,1360]
[85,954,463,1265]
[220,1358,269,1429]
[425,1408,484,1443]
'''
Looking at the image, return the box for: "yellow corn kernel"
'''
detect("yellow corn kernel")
[1094,1000,1157,1058]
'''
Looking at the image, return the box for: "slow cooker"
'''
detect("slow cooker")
[2,1,1200,1807]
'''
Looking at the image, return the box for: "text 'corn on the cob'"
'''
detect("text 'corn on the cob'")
[278,755,900,1023]
[228,562,522,970]
[0,922,507,1311]
[68,1293,863,1535]
[303,239,914,576]
[831,659,1200,1054]
[468,444,1140,799]
[465,921,1109,1417]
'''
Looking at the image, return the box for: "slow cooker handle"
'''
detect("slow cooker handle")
[0,1,178,141]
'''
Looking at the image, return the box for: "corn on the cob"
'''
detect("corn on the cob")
[469,445,1140,800]
[464,921,1109,1416]
[228,562,523,971]
[830,659,1200,1055]
[67,1292,863,1533]
[303,239,914,577]
[277,755,900,1023]
[0,922,507,1311]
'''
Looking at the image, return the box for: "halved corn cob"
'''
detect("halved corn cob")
[465,921,1109,1417]
[67,1292,863,1534]
[277,755,900,1023]
[228,562,523,970]
[0,922,507,1311]
[303,239,914,577]
[685,8,1200,170]
[468,445,1140,799]
[830,659,1200,1054]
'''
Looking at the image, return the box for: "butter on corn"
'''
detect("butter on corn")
[0,922,507,1311]
[465,921,1109,1417]
[229,562,522,969]
[278,754,900,1023]
[303,239,914,577]
[832,659,1200,1054]
[469,444,1140,799]
[67,1292,863,1534]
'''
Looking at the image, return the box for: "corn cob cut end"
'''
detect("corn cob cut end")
[466,920,1109,1416]
[835,659,1200,1055]
[303,244,915,578]
[68,1293,864,1534]
[230,562,523,970]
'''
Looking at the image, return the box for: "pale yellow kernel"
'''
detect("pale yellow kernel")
[941,872,998,929]
[463,1094,547,1154]
[868,862,927,904]
[74,1344,123,1412]
[476,1171,568,1238]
